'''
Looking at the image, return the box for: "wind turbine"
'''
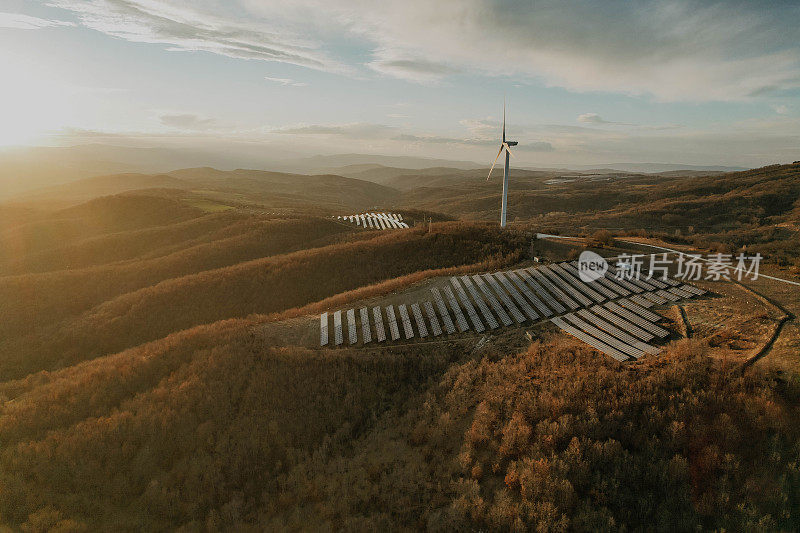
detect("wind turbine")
[487,101,518,228]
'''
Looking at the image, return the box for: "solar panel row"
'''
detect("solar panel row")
[506,270,554,317]
[319,258,707,351]
[484,274,527,323]
[493,272,540,321]
[386,305,401,340]
[467,275,507,328]
[398,304,414,339]
[431,288,457,334]
[333,310,343,346]
[360,307,372,344]
[451,278,485,332]
[339,212,410,230]
[347,309,358,345]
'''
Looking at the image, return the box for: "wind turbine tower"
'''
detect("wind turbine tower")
[487,101,517,227]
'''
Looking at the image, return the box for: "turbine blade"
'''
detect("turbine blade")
[502,99,506,143]
[503,142,515,158]
[487,144,504,180]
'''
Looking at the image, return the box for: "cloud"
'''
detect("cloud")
[367,53,460,83]
[247,0,800,100]
[273,122,396,137]
[160,113,218,130]
[772,104,789,115]
[0,12,73,29]
[264,76,308,87]
[393,133,554,151]
[578,113,610,125]
[49,0,342,71]
[47,1,800,100]
[577,113,636,126]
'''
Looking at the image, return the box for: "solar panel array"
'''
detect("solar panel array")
[337,212,410,230]
[319,261,707,361]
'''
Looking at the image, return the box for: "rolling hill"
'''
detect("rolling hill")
[0,161,798,530]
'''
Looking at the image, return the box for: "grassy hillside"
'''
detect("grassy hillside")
[17,173,190,205]
[0,216,524,379]
[0,193,206,263]
[400,162,800,267]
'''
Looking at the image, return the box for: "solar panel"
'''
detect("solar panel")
[333,310,343,346]
[589,304,655,341]
[661,276,681,287]
[442,285,470,332]
[320,312,329,346]
[595,274,632,296]
[360,307,372,344]
[431,287,457,334]
[377,216,387,230]
[551,316,629,362]
[641,292,668,305]
[655,289,679,302]
[484,273,527,323]
[463,275,503,328]
[398,304,415,339]
[644,276,669,289]
[382,213,399,229]
[617,299,662,322]
[539,266,592,307]
[450,278,485,332]
[628,294,655,308]
[505,270,552,317]
[604,302,670,338]
[668,286,695,298]
[680,284,707,296]
[493,272,540,321]
[611,270,659,292]
[469,275,510,327]
[564,313,645,358]
[527,267,580,310]
[373,306,386,342]
[346,309,358,344]
[576,309,660,355]
[385,305,401,340]
[411,303,428,337]
[568,261,631,297]
[423,301,442,336]
[560,263,618,299]
[550,263,606,303]
[514,269,565,314]
[398,221,410,228]
[600,269,644,293]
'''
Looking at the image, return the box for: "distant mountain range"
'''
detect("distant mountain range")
[0,143,752,199]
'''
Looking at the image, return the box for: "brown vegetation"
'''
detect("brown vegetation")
[0,206,524,379]
[0,163,798,530]
[0,331,797,531]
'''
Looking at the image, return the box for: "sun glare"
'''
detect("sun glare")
[0,53,72,146]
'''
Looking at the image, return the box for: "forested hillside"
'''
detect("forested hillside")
[1,329,797,530]
[0,163,798,530]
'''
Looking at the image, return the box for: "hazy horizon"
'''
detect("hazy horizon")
[1,0,799,169]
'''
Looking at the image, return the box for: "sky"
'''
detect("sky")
[0,0,799,168]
